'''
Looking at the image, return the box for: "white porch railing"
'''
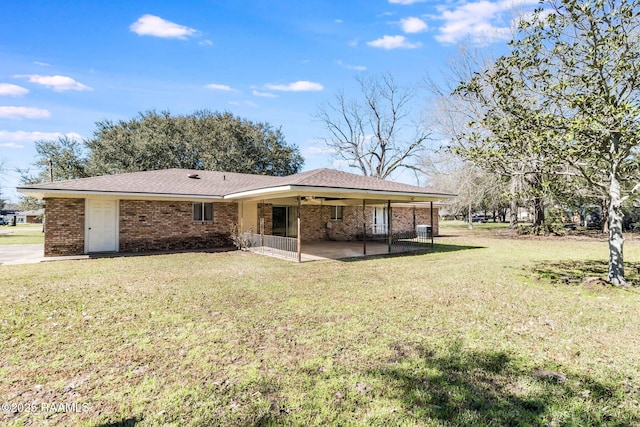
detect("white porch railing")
[245,233,298,261]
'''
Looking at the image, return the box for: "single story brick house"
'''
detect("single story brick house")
[18,168,455,260]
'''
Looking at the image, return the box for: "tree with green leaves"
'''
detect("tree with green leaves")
[315,73,431,180]
[457,0,640,285]
[427,44,550,229]
[451,41,572,229]
[28,110,304,184]
[86,110,303,176]
[34,136,89,181]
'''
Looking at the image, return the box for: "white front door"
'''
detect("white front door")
[86,199,118,253]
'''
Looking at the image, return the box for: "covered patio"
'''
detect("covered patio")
[247,238,434,262]
[229,169,449,262]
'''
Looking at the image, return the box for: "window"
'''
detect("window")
[330,206,343,221]
[193,202,214,222]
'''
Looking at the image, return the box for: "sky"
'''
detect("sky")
[0,0,538,203]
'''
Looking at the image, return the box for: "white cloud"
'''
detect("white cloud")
[336,60,367,71]
[0,130,81,142]
[367,35,421,49]
[265,81,324,92]
[2,130,81,141]
[434,0,539,44]
[334,19,343,24]
[15,74,92,92]
[0,130,82,149]
[199,39,213,46]
[389,0,426,4]
[0,107,50,120]
[401,17,428,33]
[348,39,359,47]
[0,130,82,148]
[33,61,51,67]
[302,145,335,157]
[0,142,25,148]
[228,100,258,108]
[252,90,277,98]
[205,83,234,91]
[0,83,29,97]
[130,14,198,39]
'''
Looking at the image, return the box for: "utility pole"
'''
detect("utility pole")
[49,158,53,182]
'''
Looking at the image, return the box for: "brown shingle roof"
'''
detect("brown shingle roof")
[278,168,446,195]
[18,168,455,199]
[225,168,450,196]
[19,169,282,197]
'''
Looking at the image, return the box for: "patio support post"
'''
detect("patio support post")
[297,196,302,263]
[430,201,434,247]
[413,206,416,235]
[362,199,367,256]
[387,200,392,253]
[260,199,264,247]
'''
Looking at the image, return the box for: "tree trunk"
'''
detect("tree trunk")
[532,196,545,227]
[509,180,518,229]
[529,172,545,227]
[607,171,626,286]
[601,198,610,234]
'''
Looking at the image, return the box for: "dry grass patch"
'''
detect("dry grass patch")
[1,227,640,425]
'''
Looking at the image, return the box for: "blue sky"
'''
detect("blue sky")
[0,0,537,202]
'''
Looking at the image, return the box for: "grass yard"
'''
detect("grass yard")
[1,225,640,426]
[0,224,44,245]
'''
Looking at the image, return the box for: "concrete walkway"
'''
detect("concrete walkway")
[0,244,45,265]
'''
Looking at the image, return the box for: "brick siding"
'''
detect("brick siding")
[44,198,85,256]
[43,197,438,256]
[26,216,43,224]
[265,204,439,241]
[119,200,238,252]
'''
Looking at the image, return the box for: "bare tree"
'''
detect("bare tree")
[422,152,508,227]
[426,44,557,229]
[315,73,431,179]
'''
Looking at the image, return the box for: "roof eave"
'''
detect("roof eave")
[17,187,224,201]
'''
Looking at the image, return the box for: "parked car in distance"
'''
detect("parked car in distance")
[471,215,488,223]
[0,217,8,225]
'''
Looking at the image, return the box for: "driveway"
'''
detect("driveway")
[0,244,45,265]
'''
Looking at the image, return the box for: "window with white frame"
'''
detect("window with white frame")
[330,205,343,221]
[193,202,214,222]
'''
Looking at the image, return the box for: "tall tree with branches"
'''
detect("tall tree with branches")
[458,0,640,285]
[315,74,431,179]
[427,45,550,229]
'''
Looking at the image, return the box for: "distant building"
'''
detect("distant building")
[17,209,45,224]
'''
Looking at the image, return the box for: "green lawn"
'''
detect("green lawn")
[1,226,639,426]
[0,224,44,245]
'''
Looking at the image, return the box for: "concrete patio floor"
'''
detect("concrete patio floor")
[250,240,433,262]
[1,241,432,265]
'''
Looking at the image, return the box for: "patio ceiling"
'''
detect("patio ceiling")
[225,185,448,204]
